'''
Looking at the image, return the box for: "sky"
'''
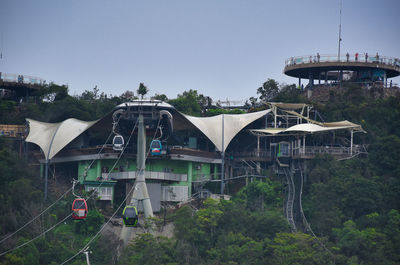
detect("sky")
[0,0,399,101]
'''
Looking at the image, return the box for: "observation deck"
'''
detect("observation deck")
[0,72,46,100]
[284,53,400,81]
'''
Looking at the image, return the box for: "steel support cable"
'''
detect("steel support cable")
[82,117,139,202]
[61,116,162,265]
[0,187,72,245]
[297,162,335,261]
[0,117,123,252]
[0,214,71,257]
[2,111,152,260]
[85,115,122,173]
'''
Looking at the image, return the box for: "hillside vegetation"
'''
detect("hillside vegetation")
[0,82,399,264]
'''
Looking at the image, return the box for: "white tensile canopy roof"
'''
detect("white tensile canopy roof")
[181,109,270,152]
[25,118,99,160]
[25,109,270,158]
[251,120,363,135]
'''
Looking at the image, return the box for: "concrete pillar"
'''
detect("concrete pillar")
[308,71,314,88]
[96,160,101,179]
[384,71,387,88]
[187,162,192,196]
[325,71,328,85]
[308,72,314,99]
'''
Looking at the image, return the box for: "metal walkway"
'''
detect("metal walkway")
[283,167,296,232]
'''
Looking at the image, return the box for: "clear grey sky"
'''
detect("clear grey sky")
[1,0,399,101]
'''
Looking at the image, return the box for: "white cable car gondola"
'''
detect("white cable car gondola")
[113,134,124,151]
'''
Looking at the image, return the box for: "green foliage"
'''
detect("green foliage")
[197,199,223,237]
[274,83,307,103]
[168,89,203,116]
[74,209,104,235]
[119,234,176,265]
[137,83,149,99]
[151,93,168,102]
[235,180,282,211]
[168,89,211,116]
[267,232,335,265]
[257,79,279,102]
[204,108,244,117]
[208,232,264,265]
[0,138,41,235]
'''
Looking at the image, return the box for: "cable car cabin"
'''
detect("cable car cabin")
[277,142,291,167]
[113,134,124,151]
[72,198,88,220]
[150,140,162,155]
[122,206,138,227]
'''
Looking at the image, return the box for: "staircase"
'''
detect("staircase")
[283,167,296,232]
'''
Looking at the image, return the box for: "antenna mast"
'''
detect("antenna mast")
[338,0,342,61]
[0,32,3,59]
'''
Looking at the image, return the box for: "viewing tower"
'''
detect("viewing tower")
[283,53,400,98]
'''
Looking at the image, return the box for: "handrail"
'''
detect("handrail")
[285,53,400,68]
[0,72,46,86]
[233,146,363,159]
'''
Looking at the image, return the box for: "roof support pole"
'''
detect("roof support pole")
[221,114,225,194]
[44,159,49,200]
[350,130,353,156]
[257,135,260,174]
[303,135,306,155]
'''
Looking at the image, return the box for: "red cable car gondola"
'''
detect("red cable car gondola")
[72,198,88,220]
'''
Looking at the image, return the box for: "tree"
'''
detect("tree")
[120,90,137,101]
[118,234,177,265]
[267,232,335,265]
[137,83,149,99]
[168,90,202,116]
[257,79,279,102]
[151,93,168,102]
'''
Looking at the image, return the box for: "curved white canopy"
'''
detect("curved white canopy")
[181,110,270,152]
[25,118,98,160]
[25,109,270,159]
[251,120,363,135]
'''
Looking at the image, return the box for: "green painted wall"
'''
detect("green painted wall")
[78,158,214,199]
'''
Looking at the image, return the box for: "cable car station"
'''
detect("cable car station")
[23,99,366,232]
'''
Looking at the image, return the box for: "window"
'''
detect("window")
[86,186,112,200]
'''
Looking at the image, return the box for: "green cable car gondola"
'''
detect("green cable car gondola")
[122,205,138,227]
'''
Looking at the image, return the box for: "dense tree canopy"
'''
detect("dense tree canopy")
[1,81,400,264]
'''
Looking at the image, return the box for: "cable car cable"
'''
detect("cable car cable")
[61,115,162,264]
[3,109,159,261]
[0,117,124,251]
[82,117,139,202]
[0,186,72,245]
[0,117,122,244]
[0,214,71,257]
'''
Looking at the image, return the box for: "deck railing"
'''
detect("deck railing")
[285,54,400,68]
[0,72,46,86]
[234,146,364,160]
